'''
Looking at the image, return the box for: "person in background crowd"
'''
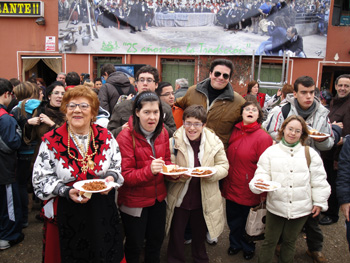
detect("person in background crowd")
[116,91,173,263]
[65,71,80,90]
[176,59,245,150]
[174,78,189,100]
[32,86,125,263]
[319,89,332,109]
[23,81,66,167]
[320,74,350,226]
[98,63,136,114]
[262,76,334,263]
[36,78,47,98]
[251,115,330,262]
[263,83,294,124]
[11,82,43,229]
[8,78,21,112]
[156,81,183,129]
[166,105,229,263]
[0,78,24,251]
[56,72,66,86]
[9,78,20,87]
[222,100,273,260]
[108,65,176,138]
[244,80,271,110]
[80,73,90,84]
[336,134,350,251]
[83,80,94,89]
[94,77,103,90]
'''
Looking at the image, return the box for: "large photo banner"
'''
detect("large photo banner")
[58,0,329,58]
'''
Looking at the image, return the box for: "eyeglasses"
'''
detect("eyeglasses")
[287,127,302,134]
[184,122,203,128]
[7,91,14,98]
[243,107,258,112]
[66,102,90,111]
[52,91,65,96]
[137,78,155,84]
[213,71,230,80]
[160,92,174,97]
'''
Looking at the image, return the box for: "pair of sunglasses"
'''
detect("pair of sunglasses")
[213,71,230,80]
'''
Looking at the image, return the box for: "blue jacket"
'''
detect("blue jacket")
[0,104,22,184]
[336,135,350,205]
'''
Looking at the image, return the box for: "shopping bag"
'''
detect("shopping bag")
[245,202,266,240]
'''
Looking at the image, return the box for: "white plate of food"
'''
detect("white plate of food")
[253,180,281,192]
[308,127,330,139]
[73,179,120,193]
[161,165,190,176]
[309,132,330,139]
[186,167,217,177]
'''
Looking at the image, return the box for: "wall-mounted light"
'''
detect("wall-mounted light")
[35,17,45,26]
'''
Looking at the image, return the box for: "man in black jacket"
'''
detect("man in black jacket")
[0,78,23,250]
[320,74,350,226]
[336,135,350,251]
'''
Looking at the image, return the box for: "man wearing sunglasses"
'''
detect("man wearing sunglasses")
[176,59,245,150]
[108,65,176,138]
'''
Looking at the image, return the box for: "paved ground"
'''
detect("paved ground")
[1,201,348,263]
[59,20,327,58]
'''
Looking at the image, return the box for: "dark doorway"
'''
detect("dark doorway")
[36,60,57,87]
[321,66,350,95]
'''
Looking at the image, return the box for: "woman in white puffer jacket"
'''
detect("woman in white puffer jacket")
[249,115,330,263]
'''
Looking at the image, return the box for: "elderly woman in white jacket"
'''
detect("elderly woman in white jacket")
[165,105,229,263]
[249,115,330,263]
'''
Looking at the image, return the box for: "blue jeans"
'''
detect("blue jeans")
[255,40,272,55]
[318,23,325,35]
[279,50,306,58]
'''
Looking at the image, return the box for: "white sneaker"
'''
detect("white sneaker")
[0,240,10,250]
[206,232,218,245]
[184,239,192,245]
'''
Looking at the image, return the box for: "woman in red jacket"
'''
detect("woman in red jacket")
[116,91,172,263]
[221,101,273,260]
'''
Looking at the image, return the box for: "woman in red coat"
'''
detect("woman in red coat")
[116,91,172,263]
[221,101,273,260]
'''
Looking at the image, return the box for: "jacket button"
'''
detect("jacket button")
[290,149,293,152]
[290,201,292,203]
[290,170,293,173]
[291,154,294,157]
[290,185,292,188]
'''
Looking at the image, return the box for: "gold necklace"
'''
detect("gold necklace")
[67,126,98,173]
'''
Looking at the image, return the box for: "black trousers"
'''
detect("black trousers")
[323,158,339,222]
[120,200,166,263]
[304,214,323,252]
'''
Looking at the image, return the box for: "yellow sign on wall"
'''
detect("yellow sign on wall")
[0,1,43,17]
